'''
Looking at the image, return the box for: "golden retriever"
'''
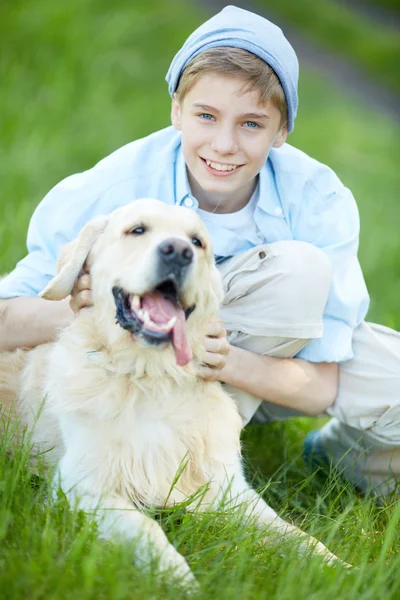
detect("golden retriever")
[0,199,349,589]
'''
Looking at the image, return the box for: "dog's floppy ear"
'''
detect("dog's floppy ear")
[40,215,109,301]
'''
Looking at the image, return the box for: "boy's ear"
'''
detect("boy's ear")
[171,95,182,130]
[272,123,288,148]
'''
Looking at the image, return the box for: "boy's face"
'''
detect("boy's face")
[171,72,287,212]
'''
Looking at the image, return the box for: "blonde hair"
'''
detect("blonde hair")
[175,47,288,128]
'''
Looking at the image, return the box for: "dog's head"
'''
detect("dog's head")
[40,199,224,367]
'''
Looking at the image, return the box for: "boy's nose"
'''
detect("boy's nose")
[210,125,239,155]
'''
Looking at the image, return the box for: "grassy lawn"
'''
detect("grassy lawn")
[1,1,399,599]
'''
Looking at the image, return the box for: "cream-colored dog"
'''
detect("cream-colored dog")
[0,199,349,588]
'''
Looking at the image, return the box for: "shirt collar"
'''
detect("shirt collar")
[175,145,198,209]
[256,158,285,218]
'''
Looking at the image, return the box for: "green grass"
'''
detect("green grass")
[0,0,399,598]
[257,0,400,95]
[2,420,400,600]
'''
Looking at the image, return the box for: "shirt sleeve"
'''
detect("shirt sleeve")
[293,169,369,363]
[0,171,105,298]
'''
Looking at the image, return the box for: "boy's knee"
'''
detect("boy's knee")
[267,241,332,315]
[219,241,333,340]
[271,241,332,293]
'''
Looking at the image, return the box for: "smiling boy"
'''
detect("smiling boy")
[0,6,399,494]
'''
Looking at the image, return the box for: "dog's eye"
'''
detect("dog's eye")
[191,236,204,248]
[128,226,147,236]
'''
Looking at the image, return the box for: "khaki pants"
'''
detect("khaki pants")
[218,242,400,495]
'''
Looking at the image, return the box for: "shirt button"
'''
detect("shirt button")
[274,206,283,216]
[183,197,194,208]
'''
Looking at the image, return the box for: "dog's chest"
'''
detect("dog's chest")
[62,387,235,507]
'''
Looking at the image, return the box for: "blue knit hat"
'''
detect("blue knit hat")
[166,5,299,132]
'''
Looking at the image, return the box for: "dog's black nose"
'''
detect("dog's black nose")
[158,238,193,267]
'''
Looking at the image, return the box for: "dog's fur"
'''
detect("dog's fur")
[0,199,349,588]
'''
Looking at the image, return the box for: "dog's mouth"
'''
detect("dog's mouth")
[112,281,195,366]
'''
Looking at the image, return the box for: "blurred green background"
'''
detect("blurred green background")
[1,0,399,331]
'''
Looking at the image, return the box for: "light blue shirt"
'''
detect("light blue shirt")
[0,126,369,363]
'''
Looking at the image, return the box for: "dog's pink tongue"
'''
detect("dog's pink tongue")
[141,292,192,366]
[171,311,193,366]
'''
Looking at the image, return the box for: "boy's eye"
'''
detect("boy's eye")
[199,113,214,121]
[244,121,260,129]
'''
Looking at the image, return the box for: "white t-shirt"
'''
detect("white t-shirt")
[197,184,265,263]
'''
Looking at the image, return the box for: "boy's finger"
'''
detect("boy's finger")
[70,292,92,314]
[74,290,93,310]
[82,260,91,274]
[206,321,226,338]
[72,274,92,296]
[201,352,226,370]
[78,274,92,290]
[198,365,220,381]
[203,337,229,355]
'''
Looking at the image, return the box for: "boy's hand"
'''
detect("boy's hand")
[197,320,230,381]
[70,266,93,314]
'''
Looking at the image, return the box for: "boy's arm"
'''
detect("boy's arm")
[197,324,338,416]
[220,346,338,416]
[293,176,369,365]
[0,297,73,351]
[0,266,92,351]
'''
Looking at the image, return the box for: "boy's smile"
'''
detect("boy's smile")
[201,157,244,176]
[171,73,287,213]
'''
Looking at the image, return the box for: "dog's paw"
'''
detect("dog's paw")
[324,555,354,571]
[158,544,198,591]
[313,546,353,570]
[136,540,198,593]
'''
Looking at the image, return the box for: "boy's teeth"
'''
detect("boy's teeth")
[205,159,238,171]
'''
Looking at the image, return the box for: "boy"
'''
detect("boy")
[0,6,399,494]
